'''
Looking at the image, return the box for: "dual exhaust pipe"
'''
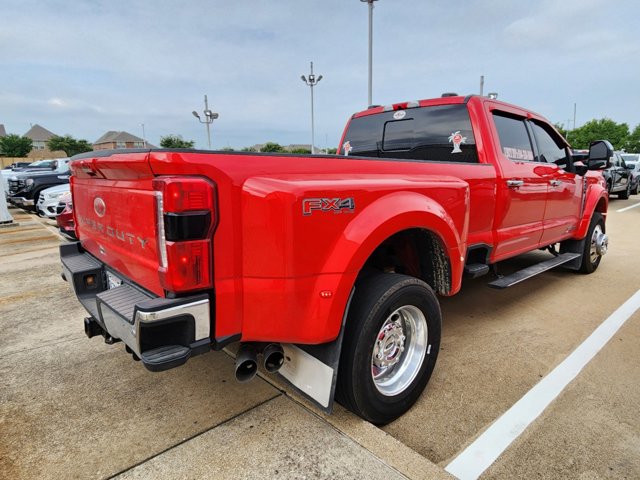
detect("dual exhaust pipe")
[235,343,285,383]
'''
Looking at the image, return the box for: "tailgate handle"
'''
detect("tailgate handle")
[507,180,524,188]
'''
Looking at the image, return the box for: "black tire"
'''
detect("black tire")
[579,212,606,274]
[30,189,43,212]
[618,182,631,199]
[632,182,638,195]
[336,273,441,425]
[606,181,612,195]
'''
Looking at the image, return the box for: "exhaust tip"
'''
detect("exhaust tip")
[263,343,284,373]
[235,344,258,383]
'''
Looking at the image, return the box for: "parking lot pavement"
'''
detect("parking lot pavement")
[115,395,414,480]
[382,198,640,478]
[1,200,638,480]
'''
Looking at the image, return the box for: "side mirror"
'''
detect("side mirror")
[587,140,613,170]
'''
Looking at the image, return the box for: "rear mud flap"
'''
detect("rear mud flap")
[277,290,353,413]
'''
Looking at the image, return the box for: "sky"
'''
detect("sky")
[1,0,639,150]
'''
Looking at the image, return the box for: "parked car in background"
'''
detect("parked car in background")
[621,153,640,195]
[2,158,70,196]
[602,152,632,198]
[572,149,589,164]
[36,184,70,217]
[8,161,32,169]
[8,169,70,209]
[56,192,76,239]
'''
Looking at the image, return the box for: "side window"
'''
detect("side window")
[492,113,534,161]
[531,121,570,169]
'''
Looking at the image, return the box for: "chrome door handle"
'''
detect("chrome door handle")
[507,180,524,188]
[549,180,562,187]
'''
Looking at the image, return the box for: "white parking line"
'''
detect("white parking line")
[445,289,640,480]
[616,202,640,213]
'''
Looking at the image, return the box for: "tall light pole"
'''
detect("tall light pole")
[301,62,323,155]
[141,123,146,147]
[360,0,378,107]
[192,95,219,149]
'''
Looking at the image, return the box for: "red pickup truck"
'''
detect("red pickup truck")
[61,95,611,424]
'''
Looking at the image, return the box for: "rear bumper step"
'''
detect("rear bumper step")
[60,241,212,372]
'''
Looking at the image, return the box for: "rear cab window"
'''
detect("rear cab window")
[340,104,478,163]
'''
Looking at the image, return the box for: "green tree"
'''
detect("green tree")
[260,142,285,153]
[326,148,338,155]
[241,146,257,152]
[0,134,33,157]
[625,125,640,152]
[554,123,569,139]
[569,118,629,150]
[47,135,93,157]
[159,135,195,149]
[289,147,312,154]
[221,146,235,152]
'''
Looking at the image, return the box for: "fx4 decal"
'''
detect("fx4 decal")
[302,197,355,216]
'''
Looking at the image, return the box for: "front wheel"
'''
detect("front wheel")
[336,274,441,425]
[579,212,607,274]
[618,182,631,199]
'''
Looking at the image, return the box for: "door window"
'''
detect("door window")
[492,113,534,161]
[531,122,570,169]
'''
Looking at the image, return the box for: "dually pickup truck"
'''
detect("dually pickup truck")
[61,95,612,424]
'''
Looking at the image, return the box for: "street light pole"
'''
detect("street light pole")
[301,62,323,155]
[360,0,378,107]
[192,95,219,150]
[141,123,146,147]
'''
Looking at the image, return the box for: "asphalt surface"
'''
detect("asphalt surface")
[1,199,639,479]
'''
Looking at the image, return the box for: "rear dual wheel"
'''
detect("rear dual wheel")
[336,274,441,425]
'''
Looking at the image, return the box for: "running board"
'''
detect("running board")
[488,253,581,289]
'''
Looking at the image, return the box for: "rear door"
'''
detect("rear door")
[490,111,547,259]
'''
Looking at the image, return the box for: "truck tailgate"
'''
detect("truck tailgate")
[71,152,164,296]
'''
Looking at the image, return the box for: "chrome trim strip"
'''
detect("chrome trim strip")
[155,191,168,269]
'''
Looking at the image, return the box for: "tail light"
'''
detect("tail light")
[153,177,217,293]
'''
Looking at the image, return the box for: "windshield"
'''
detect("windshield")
[28,160,55,168]
[341,104,478,163]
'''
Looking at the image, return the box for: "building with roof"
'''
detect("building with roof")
[24,124,57,151]
[0,124,6,138]
[93,131,149,150]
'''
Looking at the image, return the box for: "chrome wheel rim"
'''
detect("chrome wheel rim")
[589,224,605,264]
[371,305,428,396]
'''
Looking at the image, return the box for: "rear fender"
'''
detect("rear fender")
[322,190,468,340]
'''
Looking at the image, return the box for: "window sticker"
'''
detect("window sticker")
[448,131,467,153]
[342,141,353,156]
[503,147,534,161]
